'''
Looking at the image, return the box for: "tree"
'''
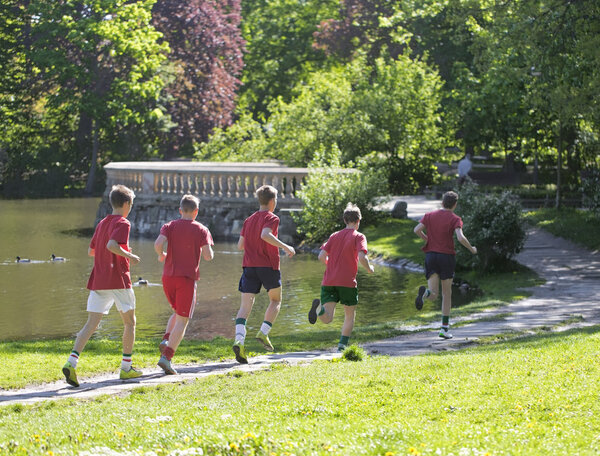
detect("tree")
[152,0,245,155]
[23,0,169,194]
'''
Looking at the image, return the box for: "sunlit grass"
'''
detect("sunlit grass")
[525,208,600,251]
[2,327,599,455]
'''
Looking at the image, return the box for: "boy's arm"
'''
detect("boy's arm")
[414,223,428,242]
[318,249,328,265]
[154,234,167,263]
[201,244,214,261]
[261,228,295,257]
[358,251,375,273]
[106,239,140,265]
[88,247,95,257]
[237,235,244,251]
[455,228,477,254]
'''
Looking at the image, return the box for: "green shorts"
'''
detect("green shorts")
[320,286,358,306]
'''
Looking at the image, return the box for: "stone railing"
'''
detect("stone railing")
[104,161,309,203]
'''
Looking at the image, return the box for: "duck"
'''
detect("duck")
[51,254,66,262]
[137,277,148,285]
[16,256,31,263]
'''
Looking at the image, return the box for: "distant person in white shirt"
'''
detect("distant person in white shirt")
[457,153,473,186]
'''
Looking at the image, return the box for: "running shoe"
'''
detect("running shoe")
[415,286,426,310]
[255,330,274,351]
[119,366,143,380]
[439,328,453,339]
[62,362,79,387]
[308,299,321,324]
[232,341,248,364]
[338,343,347,352]
[157,356,177,375]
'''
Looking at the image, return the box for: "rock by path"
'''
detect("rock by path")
[2,197,599,406]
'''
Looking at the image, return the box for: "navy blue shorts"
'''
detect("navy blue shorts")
[238,267,282,293]
[425,252,456,280]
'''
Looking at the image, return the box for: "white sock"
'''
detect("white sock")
[67,352,79,368]
[235,324,246,344]
[260,321,272,335]
[121,355,132,371]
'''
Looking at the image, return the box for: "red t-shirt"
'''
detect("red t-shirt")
[419,209,463,255]
[87,215,132,290]
[160,219,214,280]
[240,211,280,270]
[321,228,368,288]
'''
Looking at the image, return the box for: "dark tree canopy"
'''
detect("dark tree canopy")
[152,0,245,155]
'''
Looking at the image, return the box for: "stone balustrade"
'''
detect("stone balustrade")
[104,161,309,203]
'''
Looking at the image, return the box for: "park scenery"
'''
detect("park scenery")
[1,0,600,455]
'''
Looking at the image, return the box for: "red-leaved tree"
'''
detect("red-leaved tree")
[153,0,245,155]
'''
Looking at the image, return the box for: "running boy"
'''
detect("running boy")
[233,185,295,364]
[413,191,477,339]
[62,184,142,387]
[308,203,374,351]
[154,194,214,375]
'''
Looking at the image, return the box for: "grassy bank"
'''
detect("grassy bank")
[2,327,599,455]
[525,208,600,251]
[1,217,542,390]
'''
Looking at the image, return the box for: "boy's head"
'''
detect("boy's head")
[256,185,278,207]
[343,203,362,224]
[180,194,200,213]
[109,185,135,209]
[442,191,458,209]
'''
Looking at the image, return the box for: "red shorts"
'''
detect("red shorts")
[162,276,197,318]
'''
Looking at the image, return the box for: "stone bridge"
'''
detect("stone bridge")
[96,161,310,243]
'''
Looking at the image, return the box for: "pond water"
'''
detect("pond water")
[0,198,470,342]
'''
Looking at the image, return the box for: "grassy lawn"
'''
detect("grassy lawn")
[1,217,542,390]
[524,208,600,251]
[2,327,599,455]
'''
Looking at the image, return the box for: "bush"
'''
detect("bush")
[294,147,388,243]
[454,182,526,272]
[342,345,365,362]
[581,168,600,214]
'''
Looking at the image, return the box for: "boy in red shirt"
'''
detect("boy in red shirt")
[62,185,142,387]
[232,185,295,364]
[154,194,214,375]
[413,191,477,339]
[308,203,375,351]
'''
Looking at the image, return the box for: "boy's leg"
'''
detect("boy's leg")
[63,312,103,387]
[159,314,189,375]
[426,274,440,301]
[318,302,337,324]
[232,293,255,364]
[255,286,281,351]
[439,278,453,339]
[118,309,142,378]
[338,305,356,351]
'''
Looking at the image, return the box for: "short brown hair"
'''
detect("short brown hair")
[180,194,200,212]
[109,185,135,209]
[256,185,278,206]
[343,202,362,224]
[442,191,458,209]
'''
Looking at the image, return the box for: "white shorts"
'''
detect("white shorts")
[87,289,136,314]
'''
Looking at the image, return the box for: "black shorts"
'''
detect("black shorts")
[425,252,456,280]
[238,267,281,293]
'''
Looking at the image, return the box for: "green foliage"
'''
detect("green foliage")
[293,147,388,243]
[581,169,600,214]
[455,182,527,272]
[341,344,364,361]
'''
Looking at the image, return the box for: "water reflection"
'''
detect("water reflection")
[0,198,473,341]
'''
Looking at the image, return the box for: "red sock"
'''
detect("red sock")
[162,332,170,341]
[164,346,175,361]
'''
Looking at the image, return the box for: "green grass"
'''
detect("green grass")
[363,218,425,264]
[2,327,600,455]
[525,208,600,251]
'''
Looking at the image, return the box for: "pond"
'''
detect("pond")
[0,198,469,342]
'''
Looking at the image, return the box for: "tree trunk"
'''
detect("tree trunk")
[84,120,99,196]
[556,123,562,209]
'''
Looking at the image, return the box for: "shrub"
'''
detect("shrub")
[293,147,388,243]
[581,168,600,214]
[454,182,526,272]
[342,345,365,362]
